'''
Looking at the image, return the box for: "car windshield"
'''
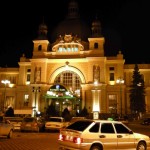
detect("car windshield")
[23,117,34,122]
[48,118,62,122]
[66,120,93,131]
[70,117,85,122]
[4,117,22,122]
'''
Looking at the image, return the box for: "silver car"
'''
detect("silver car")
[58,119,150,150]
[0,116,14,139]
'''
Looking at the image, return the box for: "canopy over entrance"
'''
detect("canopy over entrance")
[44,84,77,99]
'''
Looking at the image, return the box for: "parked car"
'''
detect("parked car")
[4,117,23,131]
[0,116,14,139]
[45,117,69,131]
[58,119,150,150]
[141,117,150,125]
[20,117,45,132]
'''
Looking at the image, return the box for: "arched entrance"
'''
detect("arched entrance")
[45,66,85,116]
[44,84,81,116]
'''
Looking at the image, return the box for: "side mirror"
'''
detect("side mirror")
[129,130,133,134]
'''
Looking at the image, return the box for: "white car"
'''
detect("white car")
[45,117,69,131]
[4,117,23,131]
[0,116,14,138]
[58,119,150,150]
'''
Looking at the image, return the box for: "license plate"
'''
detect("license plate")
[26,124,31,127]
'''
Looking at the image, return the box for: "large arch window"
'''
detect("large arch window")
[54,70,81,97]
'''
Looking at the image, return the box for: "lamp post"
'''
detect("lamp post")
[1,80,10,112]
[116,78,124,117]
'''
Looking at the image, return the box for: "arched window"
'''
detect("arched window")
[38,45,42,51]
[94,43,98,49]
[54,71,81,97]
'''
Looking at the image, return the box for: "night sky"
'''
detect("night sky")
[0,0,149,67]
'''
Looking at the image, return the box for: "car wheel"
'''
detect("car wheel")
[36,127,40,132]
[7,130,13,139]
[137,141,146,150]
[90,145,102,150]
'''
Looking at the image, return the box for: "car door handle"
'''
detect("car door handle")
[117,135,122,138]
[99,135,106,138]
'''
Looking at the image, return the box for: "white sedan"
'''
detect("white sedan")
[58,119,150,150]
[0,117,14,138]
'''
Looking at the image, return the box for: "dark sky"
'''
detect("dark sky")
[0,0,149,67]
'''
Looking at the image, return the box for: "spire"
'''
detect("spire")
[91,14,102,37]
[37,17,48,40]
[67,0,80,19]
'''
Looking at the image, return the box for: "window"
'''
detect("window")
[109,67,114,71]
[54,71,81,96]
[109,67,115,81]
[114,123,130,134]
[66,120,93,131]
[101,123,115,133]
[94,43,98,49]
[26,69,31,85]
[89,123,99,132]
[38,45,42,51]
[110,73,114,81]
[108,95,117,114]
[24,94,29,106]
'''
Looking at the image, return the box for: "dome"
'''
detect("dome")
[35,22,48,40]
[50,0,91,42]
[51,18,91,42]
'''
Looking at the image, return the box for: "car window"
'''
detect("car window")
[23,117,34,122]
[48,118,63,122]
[66,120,92,131]
[101,123,115,133]
[89,122,99,132]
[114,123,130,133]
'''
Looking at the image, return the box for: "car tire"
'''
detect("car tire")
[137,141,146,150]
[90,145,102,150]
[36,127,40,132]
[7,130,13,139]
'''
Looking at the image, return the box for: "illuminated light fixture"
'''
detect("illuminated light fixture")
[116,78,124,84]
[65,61,69,70]
[9,83,15,88]
[26,81,30,85]
[1,80,10,85]
[94,81,98,86]
[109,81,115,85]
[137,82,142,86]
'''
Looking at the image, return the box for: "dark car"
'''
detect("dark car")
[141,118,150,125]
[20,117,45,132]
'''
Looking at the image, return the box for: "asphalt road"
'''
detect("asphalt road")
[0,132,59,150]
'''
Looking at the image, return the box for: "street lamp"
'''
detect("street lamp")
[1,80,10,112]
[116,78,124,117]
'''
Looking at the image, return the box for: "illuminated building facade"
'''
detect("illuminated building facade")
[0,0,150,117]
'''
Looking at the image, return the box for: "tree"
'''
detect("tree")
[62,107,71,121]
[5,107,14,117]
[129,64,146,116]
[79,106,89,117]
[46,102,58,117]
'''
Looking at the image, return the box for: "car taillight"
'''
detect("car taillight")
[33,123,38,126]
[73,137,83,144]
[58,134,66,141]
